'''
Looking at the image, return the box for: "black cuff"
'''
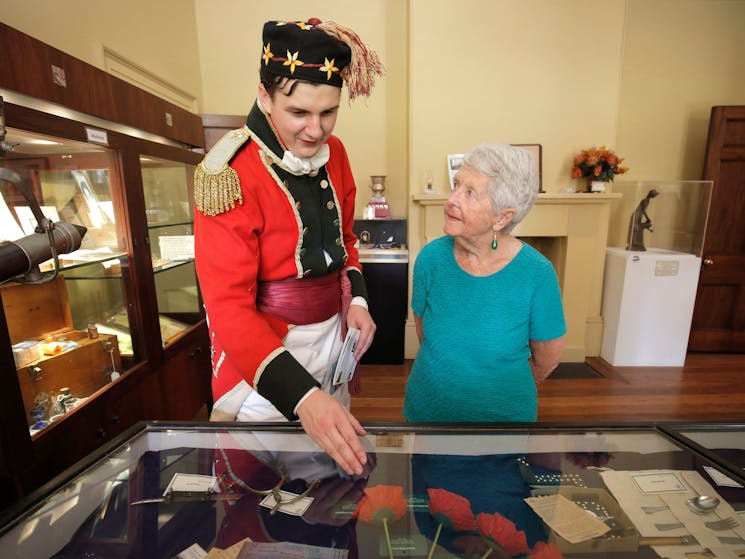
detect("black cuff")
[347,268,368,302]
[256,351,321,420]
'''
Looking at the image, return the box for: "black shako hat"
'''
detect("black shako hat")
[261,18,383,101]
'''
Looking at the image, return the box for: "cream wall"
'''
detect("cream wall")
[617,0,745,181]
[1,0,203,110]
[409,0,626,197]
[194,0,409,218]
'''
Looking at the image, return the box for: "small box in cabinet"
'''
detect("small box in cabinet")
[1,276,122,426]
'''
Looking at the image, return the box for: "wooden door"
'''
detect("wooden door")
[689,106,745,352]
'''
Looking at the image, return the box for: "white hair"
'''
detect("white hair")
[462,143,539,232]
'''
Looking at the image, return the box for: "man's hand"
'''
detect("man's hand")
[346,304,376,360]
[304,475,368,526]
[296,390,367,476]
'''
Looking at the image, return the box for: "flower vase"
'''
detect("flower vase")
[588,180,609,193]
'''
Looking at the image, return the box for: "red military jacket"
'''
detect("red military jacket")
[194,101,367,421]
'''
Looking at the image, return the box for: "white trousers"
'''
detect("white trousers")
[237,313,349,422]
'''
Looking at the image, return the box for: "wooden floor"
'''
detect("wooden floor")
[350,353,745,423]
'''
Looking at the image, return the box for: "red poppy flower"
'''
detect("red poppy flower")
[477,512,530,556]
[530,541,564,559]
[354,484,407,524]
[427,488,478,532]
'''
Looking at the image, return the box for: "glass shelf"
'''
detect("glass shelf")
[152,258,195,273]
[148,220,193,230]
[38,251,129,277]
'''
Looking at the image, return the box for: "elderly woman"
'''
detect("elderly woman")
[404,143,566,422]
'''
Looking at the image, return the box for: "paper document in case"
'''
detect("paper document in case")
[333,328,359,385]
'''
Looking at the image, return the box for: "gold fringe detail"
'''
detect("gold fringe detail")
[317,21,384,101]
[194,163,243,216]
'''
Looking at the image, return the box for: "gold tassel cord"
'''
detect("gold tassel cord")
[194,164,243,216]
[316,21,384,101]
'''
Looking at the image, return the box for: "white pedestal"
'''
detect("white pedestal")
[601,247,701,366]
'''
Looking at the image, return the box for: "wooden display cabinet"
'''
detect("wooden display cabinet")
[0,23,211,506]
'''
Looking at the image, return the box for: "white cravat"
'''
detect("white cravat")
[281,144,330,174]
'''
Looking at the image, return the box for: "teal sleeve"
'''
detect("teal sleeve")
[529,262,567,341]
[411,246,428,317]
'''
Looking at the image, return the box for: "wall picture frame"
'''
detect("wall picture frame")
[447,153,464,190]
[512,143,543,192]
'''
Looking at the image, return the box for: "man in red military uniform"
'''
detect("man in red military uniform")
[194,19,383,475]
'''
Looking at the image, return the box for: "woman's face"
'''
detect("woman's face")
[444,166,498,241]
[259,81,341,159]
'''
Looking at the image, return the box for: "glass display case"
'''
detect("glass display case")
[601,181,714,367]
[1,422,743,559]
[141,155,199,347]
[0,99,207,471]
[607,180,713,257]
[663,423,745,483]
[0,22,211,508]
[0,127,136,433]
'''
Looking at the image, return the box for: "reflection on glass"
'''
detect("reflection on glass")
[4,426,743,559]
[0,127,136,433]
[139,155,200,346]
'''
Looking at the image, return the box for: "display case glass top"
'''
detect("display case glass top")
[140,155,200,347]
[664,423,745,481]
[608,180,713,257]
[1,422,744,558]
[1,127,136,435]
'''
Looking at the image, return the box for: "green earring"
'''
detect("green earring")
[491,231,498,250]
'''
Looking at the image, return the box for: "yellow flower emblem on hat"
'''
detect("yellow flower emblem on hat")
[283,50,304,74]
[262,43,273,65]
[320,58,340,80]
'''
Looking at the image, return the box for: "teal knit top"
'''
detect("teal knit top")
[404,236,566,422]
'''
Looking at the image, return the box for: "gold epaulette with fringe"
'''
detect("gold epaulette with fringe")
[194,126,249,216]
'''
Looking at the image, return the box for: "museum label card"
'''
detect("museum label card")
[159,235,195,260]
[175,543,207,559]
[260,490,314,516]
[163,473,218,495]
[632,472,687,494]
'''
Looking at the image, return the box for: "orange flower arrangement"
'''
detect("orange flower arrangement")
[477,511,530,556]
[571,146,628,182]
[354,485,408,558]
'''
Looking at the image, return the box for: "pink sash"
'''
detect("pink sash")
[256,270,360,394]
[257,271,343,325]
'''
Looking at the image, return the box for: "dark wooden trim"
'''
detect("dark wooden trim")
[0,22,204,148]
[200,114,245,151]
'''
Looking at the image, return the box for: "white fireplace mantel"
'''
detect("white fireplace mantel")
[409,192,621,361]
